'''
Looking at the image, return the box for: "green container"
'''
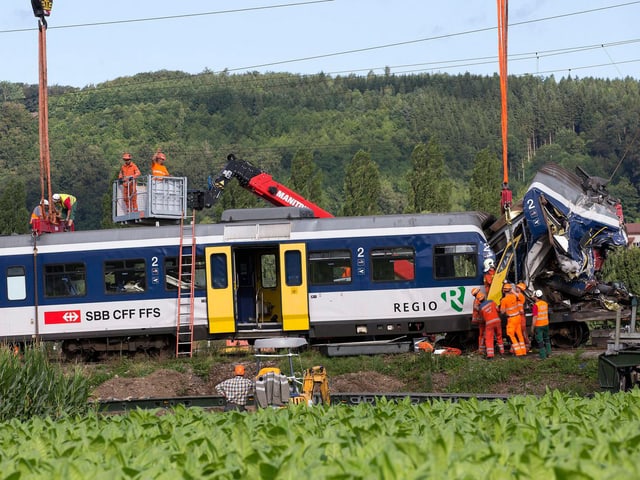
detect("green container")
[598,348,640,391]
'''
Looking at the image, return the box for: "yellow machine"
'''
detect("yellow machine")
[301,365,330,406]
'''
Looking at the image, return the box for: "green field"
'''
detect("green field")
[1,391,639,479]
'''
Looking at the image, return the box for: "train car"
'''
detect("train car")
[0,208,494,356]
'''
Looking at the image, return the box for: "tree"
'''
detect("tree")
[342,150,381,216]
[0,177,30,235]
[289,149,325,210]
[609,177,640,223]
[469,148,502,216]
[406,139,451,213]
[601,247,640,296]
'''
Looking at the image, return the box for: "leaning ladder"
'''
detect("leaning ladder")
[176,210,197,358]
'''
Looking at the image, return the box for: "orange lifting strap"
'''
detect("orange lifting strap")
[497,0,512,215]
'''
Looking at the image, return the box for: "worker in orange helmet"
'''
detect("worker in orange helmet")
[499,282,526,356]
[151,149,170,177]
[215,364,254,412]
[118,153,141,212]
[515,282,531,352]
[476,291,504,359]
[483,258,496,293]
[471,287,486,355]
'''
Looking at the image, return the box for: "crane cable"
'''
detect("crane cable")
[497,0,519,282]
[497,0,512,215]
[38,19,53,221]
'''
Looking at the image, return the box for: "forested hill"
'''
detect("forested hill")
[0,70,639,232]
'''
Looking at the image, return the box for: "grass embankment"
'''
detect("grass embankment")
[82,345,601,397]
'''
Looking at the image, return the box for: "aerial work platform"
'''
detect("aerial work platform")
[112,175,187,224]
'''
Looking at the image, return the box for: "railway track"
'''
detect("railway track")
[96,392,514,413]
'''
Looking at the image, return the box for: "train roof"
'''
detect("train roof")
[1,210,493,253]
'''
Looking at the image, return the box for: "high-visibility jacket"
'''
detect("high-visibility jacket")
[533,300,549,327]
[58,194,76,212]
[500,292,519,318]
[119,161,141,180]
[479,299,501,326]
[151,162,169,177]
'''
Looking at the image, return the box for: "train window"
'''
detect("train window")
[284,250,302,286]
[371,247,415,282]
[44,263,86,298]
[164,256,206,291]
[433,244,477,279]
[104,259,146,294]
[308,250,352,285]
[7,266,26,301]
[210,253,228,289]
[261,254,277,289]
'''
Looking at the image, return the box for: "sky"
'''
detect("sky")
[0,0,639,87]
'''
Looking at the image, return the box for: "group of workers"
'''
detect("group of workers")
[30,149,170,230]
[472,258,552,360]
[119,149,170,213]
[30,193,77,231]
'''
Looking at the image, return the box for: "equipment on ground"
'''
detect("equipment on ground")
[253,337,330,407]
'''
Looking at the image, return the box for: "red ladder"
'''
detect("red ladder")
[176,210,197,357]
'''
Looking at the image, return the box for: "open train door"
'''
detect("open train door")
[279,243,310,332]
[205,245,235,334]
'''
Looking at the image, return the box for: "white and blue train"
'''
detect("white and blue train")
[0,208,495,356]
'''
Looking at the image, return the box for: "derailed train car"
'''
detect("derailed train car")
[486,163,630,346]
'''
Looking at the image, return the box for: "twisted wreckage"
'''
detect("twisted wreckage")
[486,163,630,347]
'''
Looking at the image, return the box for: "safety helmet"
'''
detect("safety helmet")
[517,282,527,292]
[502,282,512,292]
[43,199,49,206]
[234,365,245,376]
[155,152,166,161]
[122,153,132,160]
[535,290,543,298]
[471,287,481,296]
[52,194,60,202]
[476,291,486,302]
[483,258,495,272]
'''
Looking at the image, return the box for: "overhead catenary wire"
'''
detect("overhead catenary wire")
[0,1,638,84]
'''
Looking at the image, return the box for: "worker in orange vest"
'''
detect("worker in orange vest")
[118,153,141,212]
[151,150,169,177]
[499,282,526,356]
[471,287,485,355]
[476,291,504,359]
[531,290,552,359]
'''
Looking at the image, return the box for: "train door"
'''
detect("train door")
[205,243,309,334]
[205,246,234,334]
[279,243,309,331]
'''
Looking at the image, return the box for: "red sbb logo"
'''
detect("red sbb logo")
[45,310,81,325]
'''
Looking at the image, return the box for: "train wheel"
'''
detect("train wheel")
[550,322,589,348]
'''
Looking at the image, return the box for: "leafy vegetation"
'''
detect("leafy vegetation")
[1,392,639,478]
[0,346,91,421]
[1,71,640,231]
